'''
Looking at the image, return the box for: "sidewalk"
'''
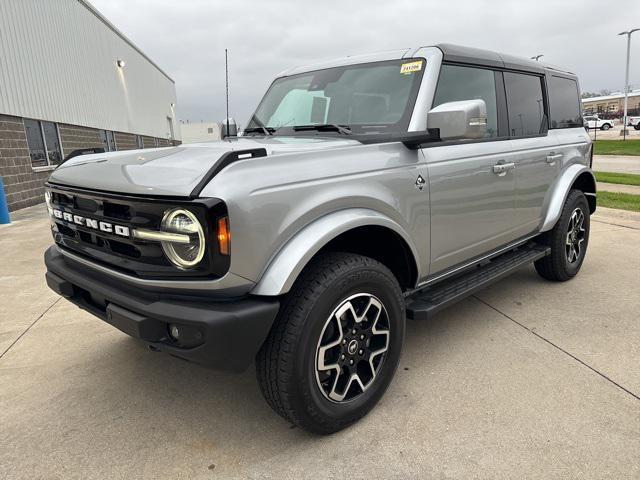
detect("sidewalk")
[597,182,640,195]
[593,155,640,174]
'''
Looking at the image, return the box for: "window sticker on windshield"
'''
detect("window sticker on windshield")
[400,60,423,74]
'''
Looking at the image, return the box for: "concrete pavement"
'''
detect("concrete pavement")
[597,182,640,194]
[1,205,639,479]
[593,154,640,175]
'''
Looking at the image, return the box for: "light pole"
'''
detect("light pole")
[531,55,544,61]
[618,28,639,140]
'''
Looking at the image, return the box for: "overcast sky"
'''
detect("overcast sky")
[92,0,640,125]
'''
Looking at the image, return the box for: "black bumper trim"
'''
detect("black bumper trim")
[45,246,279,372]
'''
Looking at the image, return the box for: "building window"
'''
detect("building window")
[99,130,117,151]
[24,119,63,168]
[167,116,175,141]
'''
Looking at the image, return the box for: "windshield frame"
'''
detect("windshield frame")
[245,58,427,138]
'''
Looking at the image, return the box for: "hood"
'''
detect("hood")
[48,136,360,197]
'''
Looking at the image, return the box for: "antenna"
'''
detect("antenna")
[225,49,229,138]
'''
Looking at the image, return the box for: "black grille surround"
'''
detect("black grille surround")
[46,183,230,279]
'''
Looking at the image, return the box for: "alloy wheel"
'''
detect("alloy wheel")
[565,207,586,264]
[315,293,390,403]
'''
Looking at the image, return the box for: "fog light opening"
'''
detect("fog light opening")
[169,324,180,341]
[166,323,205,348]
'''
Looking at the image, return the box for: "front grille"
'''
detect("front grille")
[47,184,229,279]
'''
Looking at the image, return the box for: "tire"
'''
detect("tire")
[256,252,405,434]
[634,124,640,131]
[601,123,611,130]
[535,189,590,281]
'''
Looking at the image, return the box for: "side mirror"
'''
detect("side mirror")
[427,99,487,141]
[221,118,238,138]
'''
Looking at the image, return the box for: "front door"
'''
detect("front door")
[424,141,518,274]
[424,63,519,275]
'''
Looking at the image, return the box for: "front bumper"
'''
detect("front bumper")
[44,246,280,372]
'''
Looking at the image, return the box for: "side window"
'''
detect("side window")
[503,72,546,137]
[24,119,47,168]
[548,76,582,128]
[24,119,62,168]
[99,130,117,151]
[433,64,499,138]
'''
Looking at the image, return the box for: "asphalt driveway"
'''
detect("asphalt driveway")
[1,205,639,479]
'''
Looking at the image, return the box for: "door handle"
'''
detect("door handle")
[546,152,563,165]
[493,162,515,176]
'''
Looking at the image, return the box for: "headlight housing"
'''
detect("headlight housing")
[161,208,206,269]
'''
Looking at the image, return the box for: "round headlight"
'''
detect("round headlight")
[161,209,205,269]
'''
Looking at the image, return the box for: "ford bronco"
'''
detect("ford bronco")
[44,44,595,434]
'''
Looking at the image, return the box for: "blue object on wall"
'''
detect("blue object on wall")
[0,176,11,224]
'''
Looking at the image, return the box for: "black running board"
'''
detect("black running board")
[406,243,550,320]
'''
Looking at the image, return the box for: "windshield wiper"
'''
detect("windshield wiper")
[244,116,274,136]
[292,124,352,135]
[244,126,275,136]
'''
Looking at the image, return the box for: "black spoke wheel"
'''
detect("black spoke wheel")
[535,189,590,281]
[256,252,405,434]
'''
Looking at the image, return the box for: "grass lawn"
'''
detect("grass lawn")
[597,191,640,212]
[595,171,640,186]
[593,140,640,156]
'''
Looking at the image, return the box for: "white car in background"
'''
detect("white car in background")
[627,116,640,130]
[584,115,614,130]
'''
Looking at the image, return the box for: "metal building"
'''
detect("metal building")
[0,0,180,211]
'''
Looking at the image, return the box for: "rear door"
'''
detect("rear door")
[504,72,559,237]
[546,75,591,188]
[424,64,520,274]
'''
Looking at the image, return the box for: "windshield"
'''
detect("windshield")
[246,58,425,136]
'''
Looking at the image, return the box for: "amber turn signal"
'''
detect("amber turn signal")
[217,216,230,255]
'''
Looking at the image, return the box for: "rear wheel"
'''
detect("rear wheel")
[634,124,640,131]
[535,189,590,281]
[256,252,405,434]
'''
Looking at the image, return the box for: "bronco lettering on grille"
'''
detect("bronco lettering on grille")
[49,207,131,238]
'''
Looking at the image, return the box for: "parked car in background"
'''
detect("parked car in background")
[584,115,614,130]
[627,116,640,130]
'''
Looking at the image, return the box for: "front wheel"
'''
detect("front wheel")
[601,123,611,130]
[256,252,405,434]
[535,189,590,281]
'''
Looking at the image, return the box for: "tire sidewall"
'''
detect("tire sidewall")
[290,265,405,428]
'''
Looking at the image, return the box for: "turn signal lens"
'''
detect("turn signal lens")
[217,216,230,255]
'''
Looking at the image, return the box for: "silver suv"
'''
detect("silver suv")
[43,44,595,434]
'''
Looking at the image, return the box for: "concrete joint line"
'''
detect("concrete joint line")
[591,219,639,231]
[0,298,61,360]
[473,295,640,402]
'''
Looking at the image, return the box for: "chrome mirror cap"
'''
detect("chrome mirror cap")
[427,99,487,140]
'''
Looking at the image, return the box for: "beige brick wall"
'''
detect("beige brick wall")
[0,115,50,211]
[142,136,157,148]
[0,116,180,211]
[58,123,103,153]
[114,132,138,150]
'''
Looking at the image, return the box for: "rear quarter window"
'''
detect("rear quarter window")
[548,76,582,129]
[503,72,546,137]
